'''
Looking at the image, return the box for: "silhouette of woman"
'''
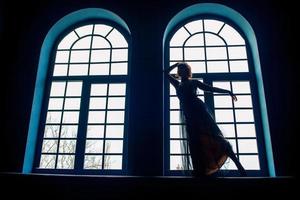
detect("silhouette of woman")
[165,62,246,177]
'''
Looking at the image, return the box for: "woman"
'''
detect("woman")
[165,62,246,177]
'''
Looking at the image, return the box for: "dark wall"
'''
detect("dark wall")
[0,0,296,176]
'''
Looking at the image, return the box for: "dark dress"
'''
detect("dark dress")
[169,77,231,175]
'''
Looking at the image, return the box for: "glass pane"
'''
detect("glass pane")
[53,64,68,76]
[170,140,186,154]
[75,25,93,37]
[213,81,231,91]
[66,82,82,96]
[205,33,225,46]
[170,47,183,60]
[240,155,260,170]
[58,31,78,49]
[235,109,254,122]
[46,111,62,124]
[207,61,228,73]
[185,33,204,46]
[91,84,107,96]
[204,19,224,33]
[62,111,79,123]
[234,95,252,108]
[50,82,66,97]
[108,97,126,109]
[221,157,237,170]
[55,51,69,63]
[85,140,103,153]
[206,47,227,60]
[72,36,91,49]
[59,139,76,153]
[106,125,124,138]
[105,140,123,153]
[84,155,102,169]
[170,84,176,95]
[39,154,56,169]
[106,111,125,123]
[111,62,128,75]
[218,124,235,138]
[44,125,60,138]
[89,97,107,109]
[106,29,128,47]
[170,97,180,109]
[219,24,245,45]
[230,60,249,72]
[89,63,109,75]
[170,125,186,139]
[68,64,88,76]
[215,109,234,122]
[70,50,90,63]
[187,61,206,73]
[232,82,251,94]
[112,49,128,62]
[103,155,122,169]
[184,47,205,60]
[214,95,232,108]
[64,98,81,110]
[90,49,110,62]
[57,155,75,169]
[92,36,110,48]
[236,124,256,138]
[170,110,181,123]
[42,139,58,153]
[170,155,184,170]
[109,84,126,96]
[228,46,247,59]
[238,139,258,153]
[60,125,78,138]
[227,139,237,153]
[86,125,105,138]
[94,24,113,37]
[88,111,106,123]
[48,98,64,110]
[170,27,190,46]
[184,20,203,34]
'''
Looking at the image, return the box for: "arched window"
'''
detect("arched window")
[23,9,131,175]
[163,3,275,176]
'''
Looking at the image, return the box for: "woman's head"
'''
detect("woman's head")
[177,62,192,79]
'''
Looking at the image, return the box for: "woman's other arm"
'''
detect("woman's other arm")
[164,63,179,88]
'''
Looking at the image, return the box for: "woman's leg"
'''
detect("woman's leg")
[226,144,247,176]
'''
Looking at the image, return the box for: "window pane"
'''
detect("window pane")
[94,24,113,37]
[214,96,232,108]
[221,157,237,170]
[88,111,106,123]
[70,50,90,63]
[170,155,184,170]
[230,60,249,72]
[205,33,225,46]
[85,140,103,153]
[232,82,250,94]
[64,98,81,110]
[91,84,107,96]
[234,95,252,108]
[187,61,206,73]
[89,63,109,75]
[53,64,68,76]
[185,20,203,34]
[170,110,181,123]
[215,109,234,122]
[84,155,102,169]
[170,125,185,139]
[42,139,58,153]
[60,125,78,138]
[92,36,110,48]
[108,97,126,109]
[66,82,82,96]
[44,125,60,138]
[111,62,128,75]
[48,98,64,110]
[170,97,180,109]
[204,19,224,34]
[227,139,237,153]
[238,139,258,153]
[105,140,123,153]
[62,111,79,123]
[219,24,245,45]
[170,27,190,46]
[170,84,176,95]
[170,48,183,60]
[106,125,124,138]
[206,47,227,60]
[90,49,110,62]
[50,82,66,97]
[236,124,256,138]
[235,109,254,122]
[107,111,125,123]
[103,155,122,169]
[86,125,105,138]
[184,47,205,60]
[57,155,75,169]
[213,81,231,91]
[109,84,126,96]
[218,124,235,138]
[185,33,204,46]
[58,31,78,49]
[89,97,107,109]
[46,111,62,124]
[59,139,76,153]
[69,64,88,76]
[207,61,228,73]
[170,140,186,154]
[112,49,128,62]
[107,29,128,48]
[39,154,56,169]
[72,36,91,49]
[55,51,69,63]
[240,155,260,170]
[75,24,93,37]
[228,46,247,59]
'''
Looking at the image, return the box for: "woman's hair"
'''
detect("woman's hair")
[176,62,192,79]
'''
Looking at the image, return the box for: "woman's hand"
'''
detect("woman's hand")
[229,91,238,101]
